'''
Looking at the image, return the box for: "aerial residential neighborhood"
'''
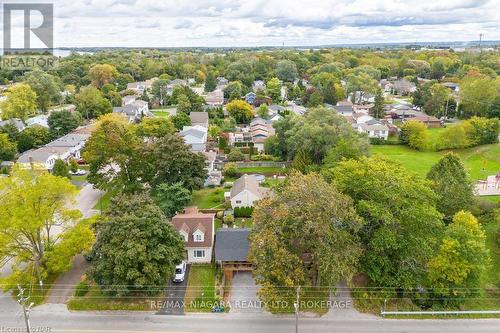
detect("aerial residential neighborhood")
[0,1,499,333]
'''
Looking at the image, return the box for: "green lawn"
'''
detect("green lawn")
[237,166,287,175]
[92,188,118,211]
[234,217,253,228]
[68,285,155,311]
[184,264,217,312]
[190,187,226,209]
[151,110,170,117]
[371,144,500,180]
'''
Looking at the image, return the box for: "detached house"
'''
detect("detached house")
[190,112,209,128]
[180,125,208,152]
[113,100,150,123]
[228,174,271,208]
[171,207,215,263]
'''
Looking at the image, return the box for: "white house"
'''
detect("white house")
[171,207,215,264]
[180,125,208,152]
[229,174,270,208]
[113,100,150,123]
[25,114,49,128]
[354,121,389,140]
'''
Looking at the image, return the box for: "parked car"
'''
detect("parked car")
[173,261,187,283]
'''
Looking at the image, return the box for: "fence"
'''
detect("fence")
[214,161,289,170]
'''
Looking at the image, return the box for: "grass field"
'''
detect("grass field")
[371,144,500,180]
[92,188,119,211]
[184,264,217,312]
[190,187,226,209]
[237,166,287,175]
[67,285,154,311]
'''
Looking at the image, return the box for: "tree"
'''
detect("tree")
[171,112,191,130]
[223,162,239,178]
[204,71,217,92]
[427,153,474,222]
[141,134,208,191]
[329,157,444,290]
[370,89,384,119]
[273,108,369,163]
[266,77,281,102]
[0,84,37,120]
[17,125,50,152]
[89,64,118,88]
[290,148,312,173]
[89,193,184,296]
[101,84,122,107]
[275,60,298,82]
[48,110,82,137]
[399,120,430,150]
[52,159,70,179]
[75,86,112,120]
[467,117,499,145]
[135,117,175,138]
[151,79,169,106]
[83,114,144,192]
[459,76,496,118]
[223,81,243,101]
[153,182,192,218]
[345,73,379,104]
[177,94,192,114]
[226,100,254,124]
[0,167,84,288]
[227,148,245,162]
[428,211,489,304]
[0,133,17,160]
[249,173,362,310]
[257,104,269,119]
[424,83,451,118]
[24,69,61,113]
[322,80,338,105]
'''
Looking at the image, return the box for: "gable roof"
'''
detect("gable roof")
[171,207,215,248]
[230,174,270,199]
[215,228,251,262]
[190,112,209,124]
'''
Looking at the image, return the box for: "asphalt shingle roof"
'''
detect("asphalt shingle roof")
[215,228,251,262]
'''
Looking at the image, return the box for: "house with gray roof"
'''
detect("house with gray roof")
[0,118,25,132]
[215,228,252,280]
[113,100,150,123]
[190,112,209,128]
[228,174,270,208]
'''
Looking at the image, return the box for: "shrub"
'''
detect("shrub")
[224,215,234,227]
[399,120,430,151]
[250,154,274,161]
[75,281,90,297]
[223,162,240,178]
[234,206,253,218]
[227,148,245,162]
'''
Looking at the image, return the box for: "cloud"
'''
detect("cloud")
[43,0,499,47]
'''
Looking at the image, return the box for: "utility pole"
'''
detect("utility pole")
[17,284,34,333]
[294,286,301,333]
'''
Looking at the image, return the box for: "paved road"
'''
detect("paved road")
[75,183,104,218]
[0,305,499,333]
[157,266,190,315]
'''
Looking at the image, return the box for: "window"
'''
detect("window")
[236,200,242,204]
[194,250,205,258]
[194,233,204,242]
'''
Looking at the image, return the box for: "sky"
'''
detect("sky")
[2,0,500,47]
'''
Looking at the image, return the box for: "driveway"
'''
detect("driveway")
[229,272,263,313]
[156,265,190,315]
[45,255,90,304]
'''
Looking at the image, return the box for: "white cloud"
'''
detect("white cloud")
[31,0,500,46]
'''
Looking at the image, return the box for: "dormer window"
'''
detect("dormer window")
[179,230,188,242]
[193,229,204,242]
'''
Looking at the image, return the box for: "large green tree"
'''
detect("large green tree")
[141,134,207,191]
[0,84,37,120]
[427,153,474,222]
[250,172,363,311]
[89,193,184,296]
[17,125,50,152]
[0,167,89,289]
[428,211,490,304]
[24,69,61,113]
[226,100,254,124]
[48,110,82,137]
[329,157,444,290]
[75,86,112,120]
[0,133,17,160]
[83,114,143,192]
[153,182,192,218]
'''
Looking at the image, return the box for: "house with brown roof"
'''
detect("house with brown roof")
[190,112,209,128]
[171,207,215,263]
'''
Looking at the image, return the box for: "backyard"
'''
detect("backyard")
[371,144,500,181]
[190,187,226,209]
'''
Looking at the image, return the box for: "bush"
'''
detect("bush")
[369,137,388,145]
[74,281,90,297]
[399,120,430,150]
[234,206,253,218]
[227,148,245,162]
[250,154,274,161]
[224,215,234,227]
[223,162,240,178]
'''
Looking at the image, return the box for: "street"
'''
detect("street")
[1,304,499,333]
